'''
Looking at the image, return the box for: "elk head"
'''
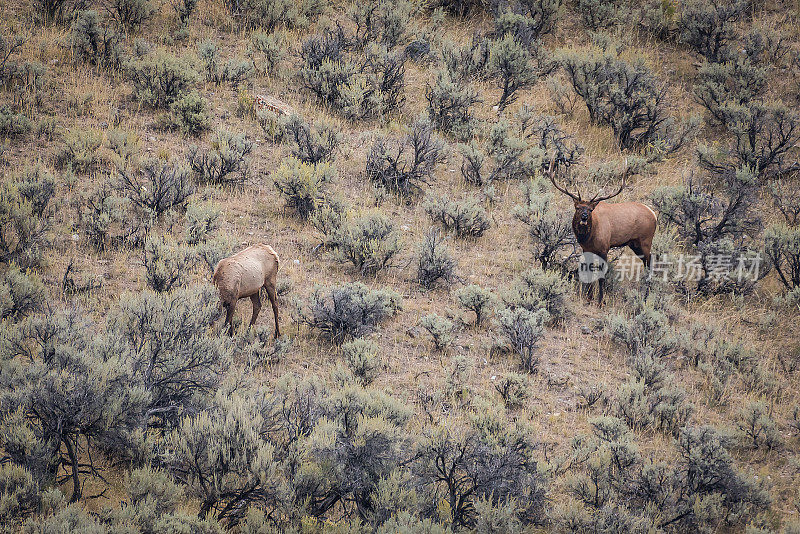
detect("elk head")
[545,155,628,241]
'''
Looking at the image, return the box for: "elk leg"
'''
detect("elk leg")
[265,283,280,339]
[597,253,608,307]
[250,293,262,327]
[629,241,650,270]
[598,278,605,306]
[635,242,653,300]
[641,244,652,270]
[224,302,236,336]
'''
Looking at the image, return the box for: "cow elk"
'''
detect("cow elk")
[546,157,657,305]
[213,243,281,338]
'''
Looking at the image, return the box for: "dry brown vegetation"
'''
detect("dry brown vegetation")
[2,0,800,532]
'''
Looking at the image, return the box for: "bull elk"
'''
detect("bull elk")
[546,157,657,305]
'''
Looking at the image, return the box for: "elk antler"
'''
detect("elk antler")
[590,158,628,203]
[546,152,582,202]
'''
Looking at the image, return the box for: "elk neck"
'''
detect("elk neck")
[572,206,594,244]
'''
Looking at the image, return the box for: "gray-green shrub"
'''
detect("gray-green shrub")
[0,106,31,139]
[223,0,314,31]
[440,37,489,83]
[651,169,760,248]
[188,130,253,186]
[698,101,800,179]
[15,164,55,218]
[560,50,691,154]
[100,466,222,532]
[349,1,409,50]
[195,235,236,274]
[282,114,340,164]
[33,0,73,24]
[454,284,493,327]
[298,29,406,120]
[413,405,546,528]
[167,90,211,136]
[299,36,355,106]
[506,0,562,38]
[650,168,763,293]
[513,177,576,272]
[0,266,46,321]
[486,119,541,181]
[107,0,155,30]
[764,224,800,290]
[735,401,781,450]
[70,10,124,71]
[768,176,800,227]
[615,376,692,436]
[503,268,570,325]
[416,228,457,289]
[608,297,674,358]
[425,70,480,141]
[576,0,628,30]
[518,111,583,168]
[107,129,140,168]
[198,42,253,88]
[679,0,744,63]
[171,0,197,26]
[55,128,101,174]
[126,50,197,109]
[248,31,285,76]
[143,235,191,292]
[694,59,766,127]
[458,141,486,186]
[302,282,402,342]
[309,196,349,249]
[256,108,286,143]
[341,339,382,386]
[488,33,538,111]
[112,284,230,428]
[423,193,489,238]
[273,157,336,220]
[164,394,278,522]
[419,313,454,351]
[0,463,41,525]
[81,182,132,250]
[334,212,401,275]
[184,201,221,245]
[0,310,150,503]
[496,307,549,372]
[366,119,444,198]
[0,178,51,268]
[117,158,195,218]
[493,372,528,409]
[494,6,560,45]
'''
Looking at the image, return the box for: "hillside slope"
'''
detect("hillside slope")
[1,0,800,532]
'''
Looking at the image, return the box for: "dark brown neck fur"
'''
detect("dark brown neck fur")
[572,209,593,244]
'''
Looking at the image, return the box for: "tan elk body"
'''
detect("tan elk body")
[213,243,281,338]
[574,201,657,266]
[547,157,657,304]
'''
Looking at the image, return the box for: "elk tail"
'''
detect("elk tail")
[265,245,281,271]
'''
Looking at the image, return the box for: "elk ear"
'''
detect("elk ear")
[573,199,582,208]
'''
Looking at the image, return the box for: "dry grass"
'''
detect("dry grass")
[2,0,800,527]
